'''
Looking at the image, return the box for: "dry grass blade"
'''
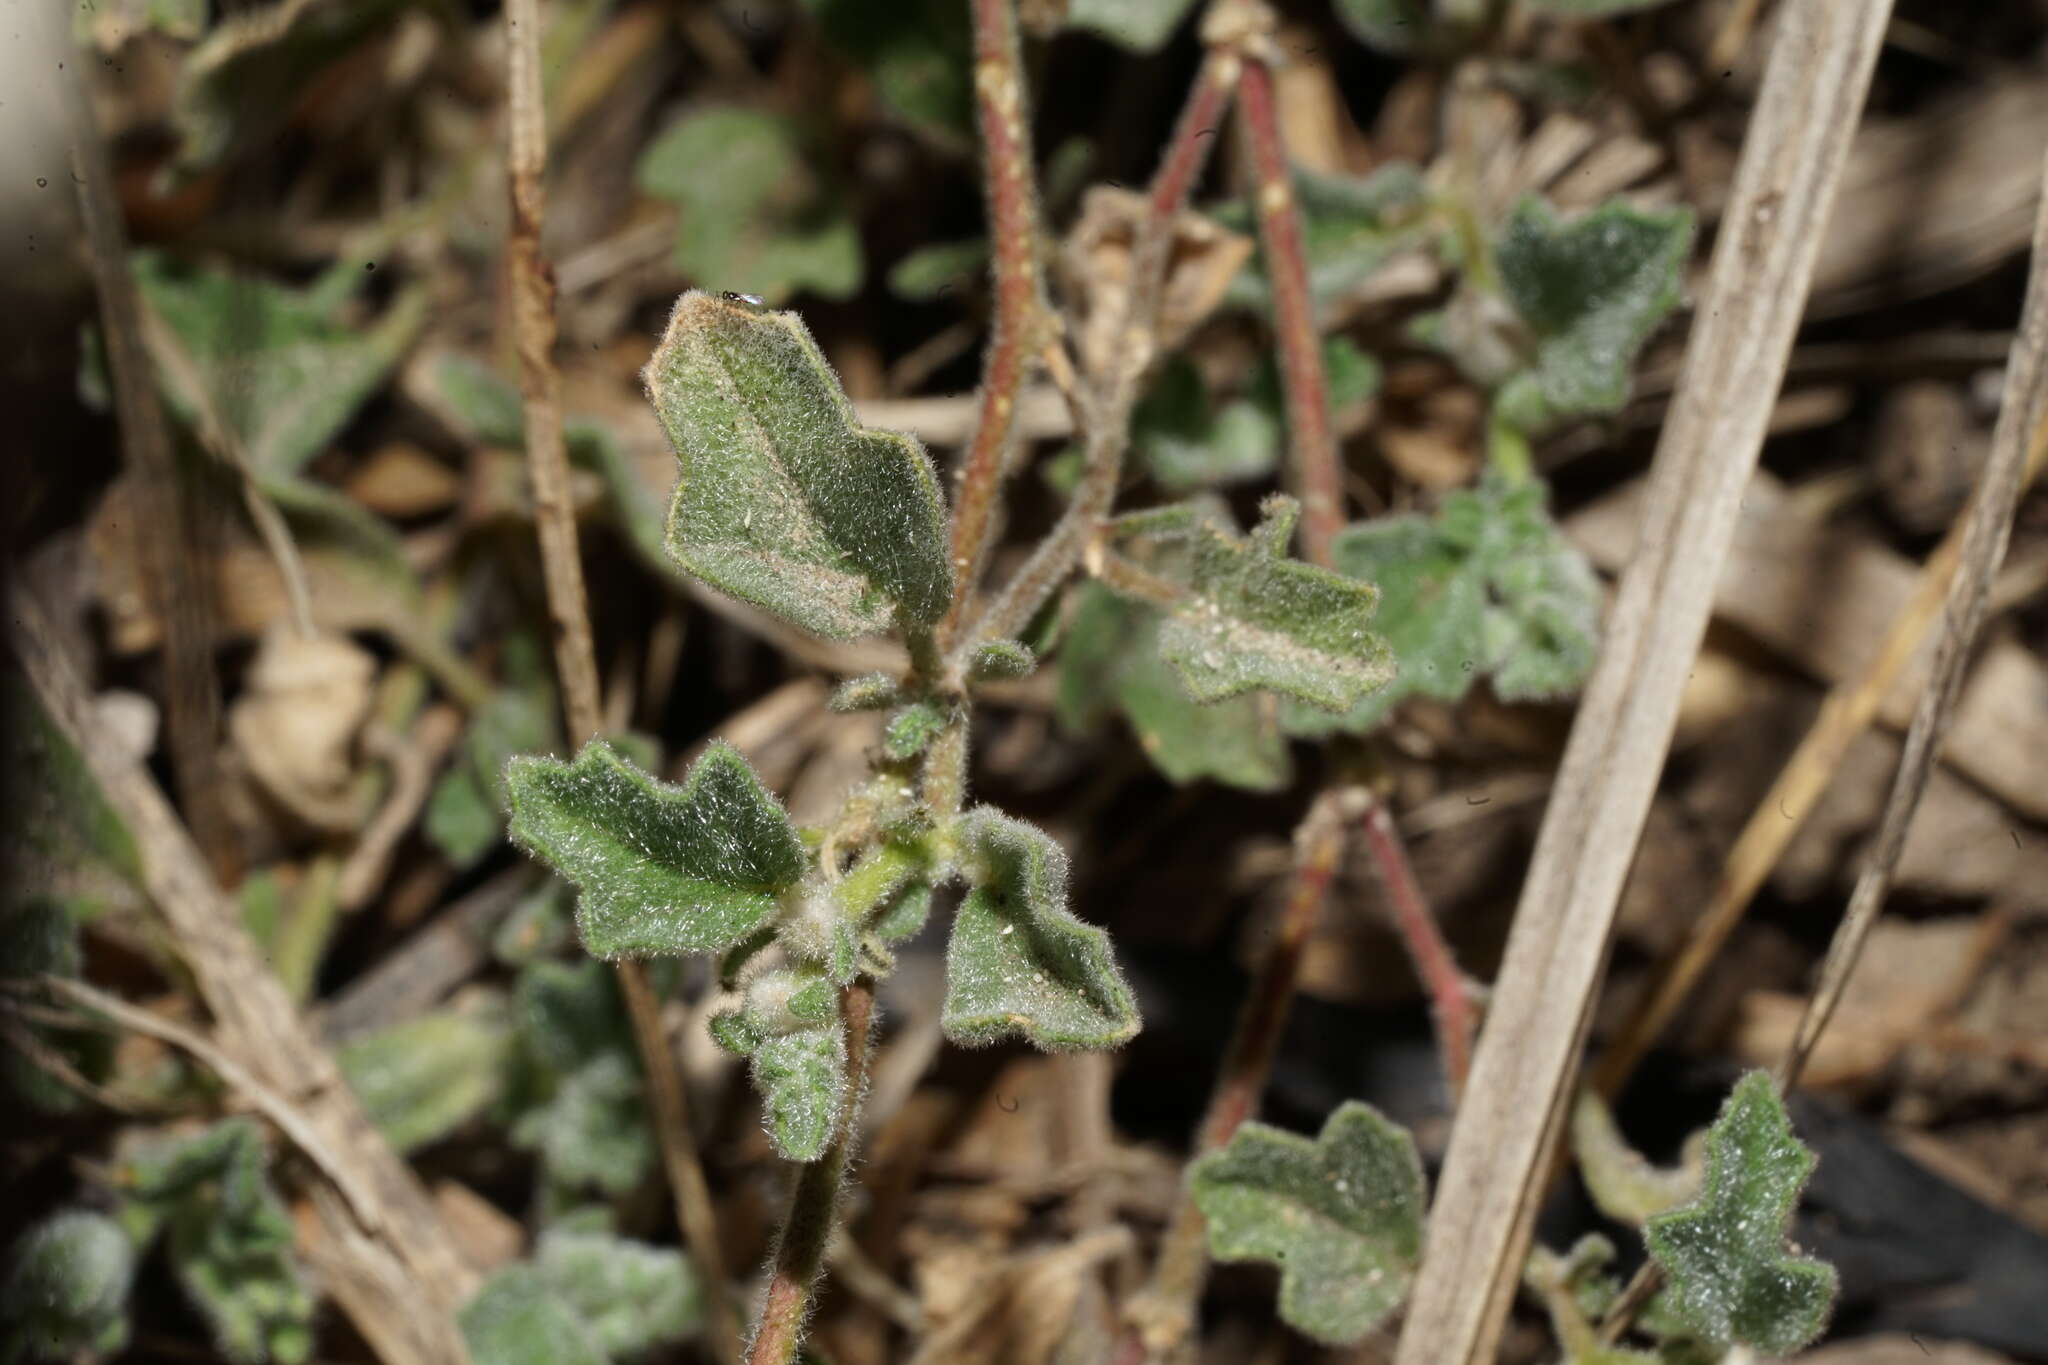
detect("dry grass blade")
[9,584,476,1365]
[501,1,739,1357]
[1390,3,1897,1361]
[1778,145,2048,1092]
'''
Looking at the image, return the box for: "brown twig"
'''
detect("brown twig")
[10,584,474,1365]
[1124,788,1350,1358]
[747,980,879,1365]
[939,0,1052,652]
[501,2,738,1357]
[1238,44,1343,566]
[1392,3,1897,1360]
[1359,793,1477,1099]
[61,42,237,883]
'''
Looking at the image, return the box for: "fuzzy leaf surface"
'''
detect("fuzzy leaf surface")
[1057,584,1290,792]
[460,1266,607,1365]
[2,1210,135,1361]
[531,1227,703,1356]
[1643,1072,1836,1354]
[636,109,861,303]
[943,810,1139,1050]
[1285,474,1600,735]
[1491,198,1692,432]
[505,739,805,959]
[1155,499,1392,713]
[338,999,514,1154]
[1190,1101,1426,1346]
[646,291,952,639]
[711,967,848,1161]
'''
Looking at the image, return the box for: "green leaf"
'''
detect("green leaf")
[511,1051,657,1198]
[530,1227,703,1357]
[1065,0,1201,51]
[887,239,986,302]
[460,1266,608,1365]
[1490,198,1693,432]
[4,673,145,911]
[1569,1089,1702,1227]
[338,999,515,1153]
[967,639,1037,682]
[1285,473,1601,735]
[1524,1236,1664,1365]
[646,291,953,639]
[428,661,558,868]
[1642,1072,1837,1355]
[2,1210,135,1362]
[1333,0,1435,54]
[0,901,115,1114]
[1191,1101,1427,1346]
[711,967,847,1161]
[883,700,950,759]
[1153,497,1393,713]
[506,740,806,959]
[119,1121,314,1365]
[1132,357,1279,496]
[1220,164,1431,316]
[943,810,1139,1051]
[798,0,973,140]
[492,885,576,967]
[1057,584,1290,792]
[637,108,863,304]
[1525,0,1679,13]
[137,251,426,477]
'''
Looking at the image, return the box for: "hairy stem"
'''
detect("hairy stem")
[961,40,1243,654]
[1125,788,1349,1357]
[503,2,738,1357]
[1238,49,1343,566]
[747,980,879,1365]
[1359,792,1477,1098]
[940,0,1050,651]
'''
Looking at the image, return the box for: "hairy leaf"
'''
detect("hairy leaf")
[1220,164,1430,315]
[512,1052,657,1199]
[137,251,426,477]
[1569,1089,1702,1227]
[338,999,515,1154]
[709,967,847,1161]
[1190,1102,1426,1346]
[1524,1236,1664,1365]
[943,810,1139,1050]
[967,639,1037,682]
[2,1210,135,1361]
[506,739,806,959]
[1155,497,1392,712]
[427,643,558,868]
[1643,1072,1837,1354]
[636,108,862,304]
[460,1266,607,1365]
[120,1121,314,1365]
[1065,0,1201,51]
[1286,474,1600,735]
[1491,198,1693,433]
[1058,584,1290,792]
[646,291,952,639]
[531,1227,704,1357]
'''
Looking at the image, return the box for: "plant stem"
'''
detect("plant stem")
[1359,791,1477,1099]
[502,3,739,1358]
[960,36,1244,654]
[1124,788,1349,1358]
[747,979,878,1365]
[1238,47,1344,567]
[940,0,1050,652]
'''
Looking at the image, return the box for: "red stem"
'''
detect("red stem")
[1359,793,1476,1098]
[941,0,1047,650]
[1238,54,1343,567]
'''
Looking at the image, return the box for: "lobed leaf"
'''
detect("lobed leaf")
[1642,1072,1837,1355]
[1155,497,1392,713]
[636,108,862,304]
[1,1210,135,1362]
[1190,1101,1427,1346]
[1490,198,1693,433]
[709,967,847,1161]
[1285,473,1601,735]
[530,1227,703,1357]
[1057,584,1290,792]
[942,810,1139,1051]
[506,740,806,959]
[511,1052,657,1199]
[645,291,952,640]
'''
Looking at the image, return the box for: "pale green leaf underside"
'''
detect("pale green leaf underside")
[1643,1072,1836,1354]
[1159,500,1392,713]
[1057,584,1290,792]
[1285,474,1600,735]
[1493,198,1693,430]
[505,739,805,959]
[647,291,952,639]
[943,810,1140,1051]
[1191,1101,1427,1346]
